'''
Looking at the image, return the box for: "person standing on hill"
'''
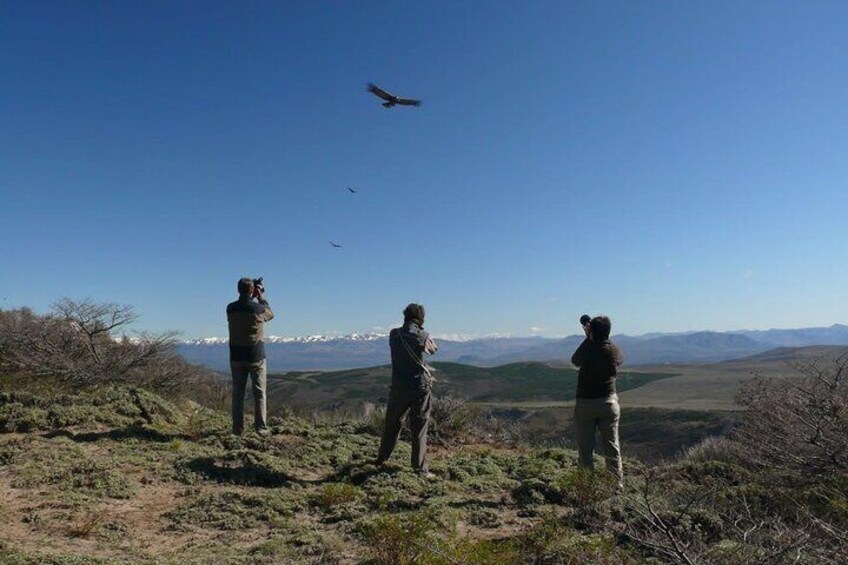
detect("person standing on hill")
[227,277,275,436]
[375,303,439,478]
[571,315,624,488]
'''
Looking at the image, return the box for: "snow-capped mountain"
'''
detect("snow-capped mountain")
[176,324,848,373]
[182,332,387,346]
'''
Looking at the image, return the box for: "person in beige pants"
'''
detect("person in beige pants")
[227,277,275,436]
[571,315,624,487]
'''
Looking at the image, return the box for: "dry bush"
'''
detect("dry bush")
[621,471,815,565]
[0,300,216,396]
[682,435,749,466]
[428,395,486,445]
[735,351,848,480]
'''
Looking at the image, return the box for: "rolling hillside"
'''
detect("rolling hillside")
[616,345,848,410]
[265,362,675,411]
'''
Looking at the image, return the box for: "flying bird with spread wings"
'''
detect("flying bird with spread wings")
[367,83,422,108]
[347,186,357,194]
[330,241,343,248]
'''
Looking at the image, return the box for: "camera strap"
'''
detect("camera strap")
[396,327,433,382]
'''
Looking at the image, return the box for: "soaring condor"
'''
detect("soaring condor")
[367,83,422,108]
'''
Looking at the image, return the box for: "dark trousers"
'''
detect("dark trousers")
[377,385,432,472]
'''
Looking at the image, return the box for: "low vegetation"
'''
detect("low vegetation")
[1,351,846,564]
[0,301,845,563]
[265,361,675,410]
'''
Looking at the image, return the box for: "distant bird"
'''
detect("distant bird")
[330,241,343,248]
[347,186,357,194]
[367,83,422,108]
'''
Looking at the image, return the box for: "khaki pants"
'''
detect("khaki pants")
[231,359,268,434]
[574,395,623,485]
[377,384,432,472]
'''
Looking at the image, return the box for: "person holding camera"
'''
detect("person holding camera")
[571,315,624,488]
[227,277,275,436]
[375,303,439,478]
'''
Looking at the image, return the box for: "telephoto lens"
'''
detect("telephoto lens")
[580,314,591,327]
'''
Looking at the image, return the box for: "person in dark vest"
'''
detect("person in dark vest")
[375,303,438,478]
[571,315,624,488]
[226,277,275,436]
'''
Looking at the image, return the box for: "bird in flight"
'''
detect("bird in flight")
[330,241,343,248]
[367,83,422,108]
[347,186,357,194]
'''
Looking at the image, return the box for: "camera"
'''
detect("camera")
[579,314,591,327]
[252,277,265,296]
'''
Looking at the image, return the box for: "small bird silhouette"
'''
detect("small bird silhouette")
[347,186,357,194]
[367,83,422,108]
[330,241,343,248]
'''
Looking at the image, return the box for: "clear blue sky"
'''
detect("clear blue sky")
[2,1,847,339]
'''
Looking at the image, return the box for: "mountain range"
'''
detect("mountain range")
[176,323,848,372]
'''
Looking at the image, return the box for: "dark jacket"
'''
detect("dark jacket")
[389,321,432,388]
[226,296,274,362]
[571,338,624,399]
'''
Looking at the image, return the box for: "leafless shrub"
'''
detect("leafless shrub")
[0,300,214,394]
[735,351,848,480]
[622,471,814,565]
[429,395,486,445]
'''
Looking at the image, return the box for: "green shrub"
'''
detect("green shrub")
[519,515,637,564]
[310,482,364,510]
[557,467,616,510]
[166,490,302,531]
[359,513,441,565]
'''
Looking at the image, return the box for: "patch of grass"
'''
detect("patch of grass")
[166,490,304,531]
[9,439,135,499]
[176,448,297,486]
[434,451,516,493]
[557,467,617,511]
[509,448,577,505]
[67,509,108,538]
[0,386,181,433]
[518,514,638,563]
[358,512,442,565]
[310,482,364,510]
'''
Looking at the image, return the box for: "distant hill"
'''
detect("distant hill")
[732,324,848,347]
[617,345,848,411]
[266,361,674,411]
[177,323,848,372]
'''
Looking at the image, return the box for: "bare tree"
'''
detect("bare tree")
[0,299,205,391]
[735,351,848,480]
[52,298,138,365]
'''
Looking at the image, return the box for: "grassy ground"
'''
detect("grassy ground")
[2,380,842,564]
[0,385,643,564]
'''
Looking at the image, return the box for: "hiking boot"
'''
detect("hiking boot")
[417,470,437,480]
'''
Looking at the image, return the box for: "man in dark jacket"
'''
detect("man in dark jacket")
[376,303,438,478]
[227,278,275,436]
[571,315,624,487]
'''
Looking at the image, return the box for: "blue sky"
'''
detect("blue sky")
[2,1,847,339]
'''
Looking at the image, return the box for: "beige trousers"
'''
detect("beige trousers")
[230,359,268,434]
[574,395,623,485]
